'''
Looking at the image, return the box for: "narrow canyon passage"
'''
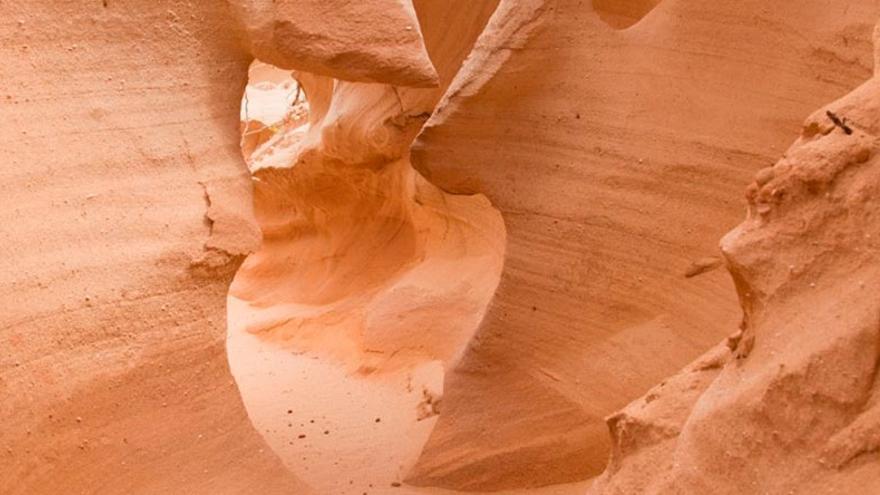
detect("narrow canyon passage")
[6,2,880,494]
[226,61,508,493]
[221,4,880,493]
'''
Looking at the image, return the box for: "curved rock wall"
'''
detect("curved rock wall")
[0,2,297,493]
[590,26,880,495]
[226,1,505,491]
[4,1,880,494]
[0,1,442,494]
[410,0,880,489]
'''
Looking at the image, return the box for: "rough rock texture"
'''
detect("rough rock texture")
[231,0,439,87]
[410,0,880,490]
[5,0,880,494]
[0,1,442,494]
[589,26,880,495]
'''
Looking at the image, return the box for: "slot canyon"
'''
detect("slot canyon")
[2,1,880,494]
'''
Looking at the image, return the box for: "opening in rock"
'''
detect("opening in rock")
[239,61,310,170]
[226,60,506,493]
[592,0,662,29]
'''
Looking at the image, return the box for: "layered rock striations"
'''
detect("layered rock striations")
[0,1,442,494]
[410,0,880,489]
[4,1,880,494]
[590,27,880,494]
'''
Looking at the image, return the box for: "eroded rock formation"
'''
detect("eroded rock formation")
[3,1,880,494]
[0,1,443,494]
[590,27,880,495]
[226,2,505,491]
[410,1,880,489]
